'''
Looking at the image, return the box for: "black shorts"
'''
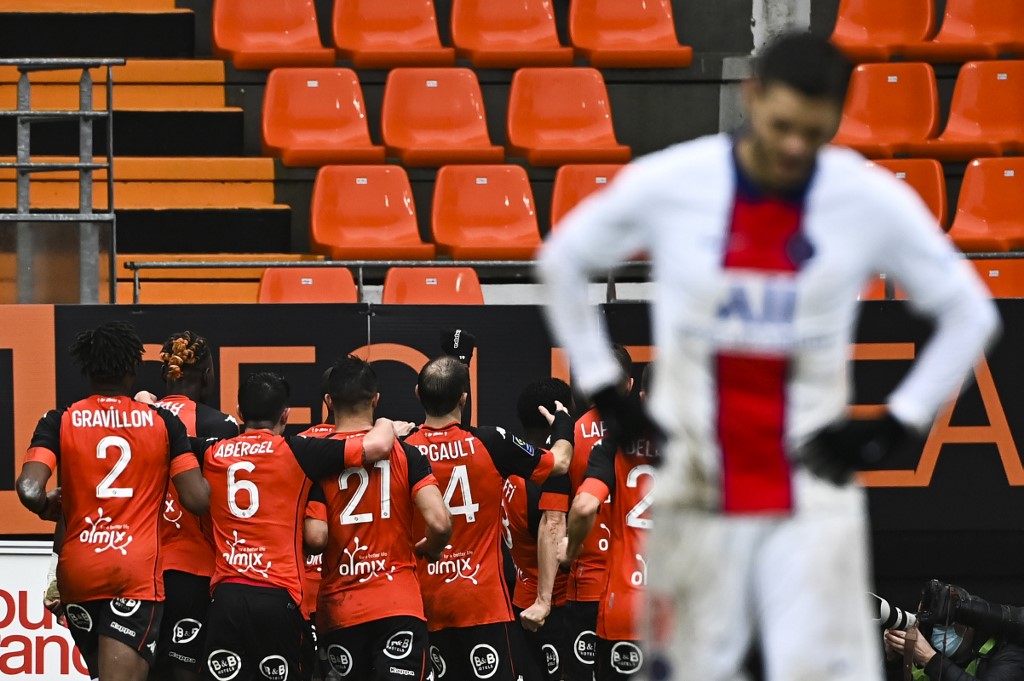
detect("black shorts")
[596,638,645,680]
[512,605,569,681]
[64,597,163,666]
[428,622,520,681]
[157,570,212,671]
[202,583,309,681]
[320,615,428,681]
[303,615,317,681]
[563,600,599,680]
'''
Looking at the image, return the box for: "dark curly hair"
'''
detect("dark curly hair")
[160,330,211,381]
[69,321,143,382]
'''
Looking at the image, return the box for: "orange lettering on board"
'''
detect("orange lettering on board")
[551,345,655,385]
[219,347,317,426]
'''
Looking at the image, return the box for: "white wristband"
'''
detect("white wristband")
[46,552,58,584]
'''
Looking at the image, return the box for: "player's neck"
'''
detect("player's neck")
[333,411,372,433]
[89,379,132,397]
[423,410,461,429]
[163,379,203,403]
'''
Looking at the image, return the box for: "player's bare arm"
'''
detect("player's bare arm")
[172,466,210,515]
[412,484,452,562]
[303,517,328,555]
[17,461,61,520]
[522,509,566,632]
[362,417,397,464]
[560,491,602,568]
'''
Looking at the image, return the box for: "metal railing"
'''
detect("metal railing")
[1,58,124,303]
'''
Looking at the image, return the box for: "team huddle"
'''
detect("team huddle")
[15,322,657,681]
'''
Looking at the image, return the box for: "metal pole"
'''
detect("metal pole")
[15,71,32,303]
[78,67,100,304]
[133,266,140,304]
[107,65,116,304]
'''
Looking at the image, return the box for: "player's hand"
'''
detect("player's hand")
[43,579,65,626]
[885,628,936,667]
[591,385,662,448]
[134,390,157,405]
[392,420,416,438]
[414,537,443,563]
[520,601,551,632]
[539,401,574,445]
[799,413,909,485]
[37,487,62,521]
[556,536,573,570]
[440,329,476,365]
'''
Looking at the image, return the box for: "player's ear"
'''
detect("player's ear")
[458,392,468,408]
[324,394,333,411]
[371,393,380,410]
[626,377,635,395]
[414,385,420,401]
[279,407,291,428]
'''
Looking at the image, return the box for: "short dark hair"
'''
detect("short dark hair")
[641,363,653,393]
[612,344,634,392]
[70,321,143,383]
[417,356,469,418]
[517,378,572,432]
[326,355,378,412]
[238,372,289,423]
[755,32,851,104]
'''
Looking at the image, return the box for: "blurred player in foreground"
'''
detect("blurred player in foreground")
[537,32,999,681]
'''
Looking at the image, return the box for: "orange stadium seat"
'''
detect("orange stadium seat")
[258,267,358,303]
[903,61,1024,161]
[550,164,624,228]
[830,0,935,63]
[947,158,1024,252]
[333,0,455,68]
[831,63,939,158]
[970,259,1024,298]
[310,166,435,260]
[870,159,948,227]
[899,0,1024,62]
[262,68,384,167]
[431,165,542,259]
[507,68,631,166]
[212,0,335,70]
[450,0,573,68]
[381,267,485,304]
[569,0,693,68]
[381,68,503,167]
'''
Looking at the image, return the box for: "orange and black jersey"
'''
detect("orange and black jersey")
[295,422,336,616]
[26,395,197,604]
[501,473,571,610]
[568,408,612,602]
[198,430,364,618]
[154,395,239,578]
[404,423,556,631]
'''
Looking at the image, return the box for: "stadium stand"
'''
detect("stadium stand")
[381,67,504,167]
[550,164,625,228]
[450,0,573,68]
[970,258,1024,298]
[946,158,1024,253]
[431,165,542,260]
[212,0,334,70]
[381,266,485,305]
[332,0,455,68]
[569,0,694,68]
[506,67,632,166]
[257,266,358,303]
[898,0,1024,63]
[831,62,939,158]
[830,0,936,63]
[310,165,435,260]
[262,68,385,167]
[871,159,948,227]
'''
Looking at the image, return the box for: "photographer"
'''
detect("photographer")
[883,583,1024,681]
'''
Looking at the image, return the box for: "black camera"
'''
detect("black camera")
[871,593,917,631]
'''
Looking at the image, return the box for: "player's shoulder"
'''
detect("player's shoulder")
[816,145,915,202]
[624,134,732,182]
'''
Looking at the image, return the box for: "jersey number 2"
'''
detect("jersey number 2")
[96,436,133,498]
[625,465,656,530]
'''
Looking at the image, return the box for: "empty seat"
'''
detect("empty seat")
[262,68,384,167]
[381,68,503,167]
[550,163,624,228]
[870,159,948,227]
[899,0,1024,62]
[507,68,631,166]
[947,158,1024,252]
[904,61,1024,161]
[258,267,358,303]
[381,267,484,304]
[432,165,542,260]
[451,0,573,68]
[570,0,693,68]
[970,259,1024,298]
[831,63,939,158]
[310,166,435,260]
[333,0,455,68]
[212,0,335,70]
[830,0,935,62]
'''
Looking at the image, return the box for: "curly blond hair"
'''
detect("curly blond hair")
[160,331,209,381]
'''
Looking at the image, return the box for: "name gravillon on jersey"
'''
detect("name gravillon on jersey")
[70,403,155,429]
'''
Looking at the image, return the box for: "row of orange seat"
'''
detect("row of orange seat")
[258,266,484,304]
[831,0,1024,63]
[213,0,691,71]
[833,61,1024,161]
[310,164,621,261]
[263,66,630,168]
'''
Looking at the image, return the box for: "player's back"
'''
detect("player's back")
[203,431,313,612]
[569,407,611,601]
[406,423,510,630]
[316,431,435,632]
[54,395,180,603]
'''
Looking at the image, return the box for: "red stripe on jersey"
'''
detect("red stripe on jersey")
[717,187,805,513]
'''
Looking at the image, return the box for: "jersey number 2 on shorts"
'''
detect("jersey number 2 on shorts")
[96,436,133,498]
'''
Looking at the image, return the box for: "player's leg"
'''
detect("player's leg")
[755,484,884,681]
[643,509,758,681]
[319,621,373,681]
[243,586,307,681]
[596,638,645,681]
[94,599,163,681]
[301,616,318,681]
[202,585,248,681]
[511,606,554,681]
[64,601,102,679]
[156,571,211,681]
[368,616,429,681]
[563,600,599,681]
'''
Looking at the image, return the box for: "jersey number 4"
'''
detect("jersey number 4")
[96,436,133,498]
[442,464,479,523]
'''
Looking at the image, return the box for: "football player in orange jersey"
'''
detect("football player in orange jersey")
[305,355,451,681]
[405,356,574,681]
[151,331,240,681]
[560,366,657,680]
[17,321,211,681]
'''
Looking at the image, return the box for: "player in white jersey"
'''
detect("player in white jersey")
[536,33,1000,681]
